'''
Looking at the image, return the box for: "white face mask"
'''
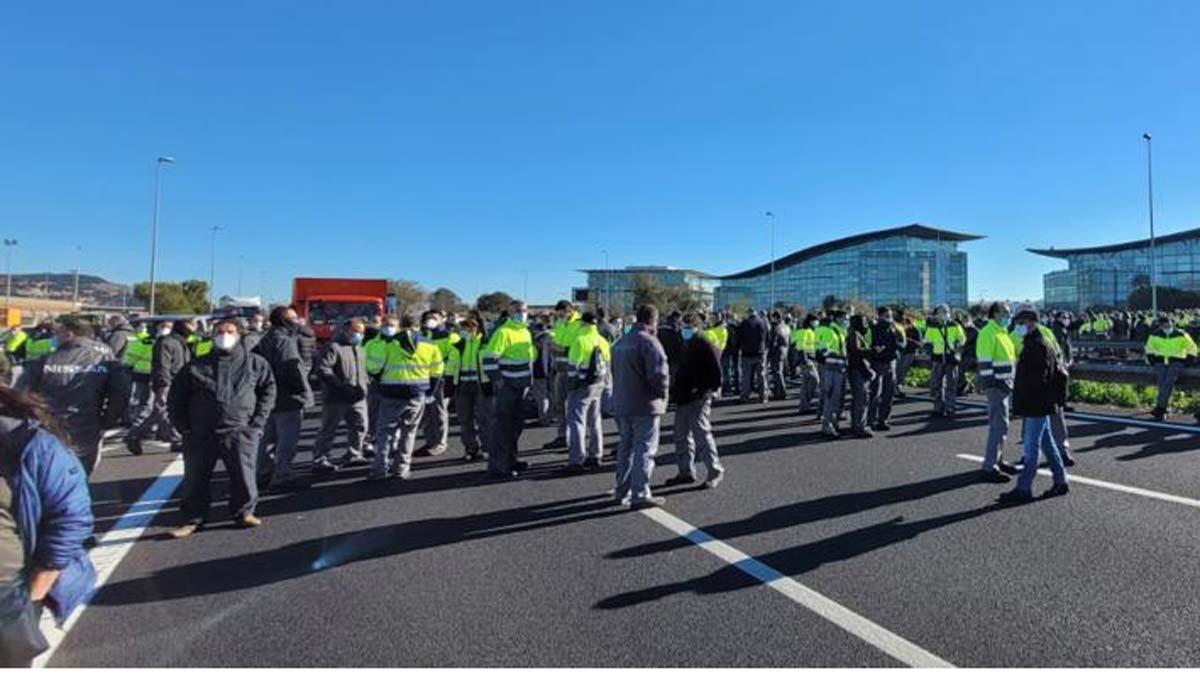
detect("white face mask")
[214,333,239,351]
[424,320,439,330]
[1015,325,1029,338]
[158,328,172,338]
[382,326,398,337]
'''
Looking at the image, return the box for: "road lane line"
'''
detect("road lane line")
[35,456,185,668]
[638,507,954,668]
[955,453,1200,509]
[907,393,1200,434]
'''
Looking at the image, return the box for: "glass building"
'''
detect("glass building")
[714,224,979,311]
[1030,226,1200,310]
[574,266,720,313]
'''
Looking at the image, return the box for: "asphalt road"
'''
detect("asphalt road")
[46,385,1200,667]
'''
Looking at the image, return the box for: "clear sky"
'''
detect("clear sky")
[2,0,1198,306]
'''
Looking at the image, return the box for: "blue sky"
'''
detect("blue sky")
[2,0,1198,305]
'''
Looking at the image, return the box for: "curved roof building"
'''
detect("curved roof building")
[715,224,981,311]
[1030,226,1200,309]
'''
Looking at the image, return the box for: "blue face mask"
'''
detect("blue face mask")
[349,333,364,346]
[513,313,528,324]
[49,336,60,349]
[681,328,696,340]
[999,314,1012,325]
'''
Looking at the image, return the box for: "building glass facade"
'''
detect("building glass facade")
[1032,228,1200,309]
[714,225,976,311]
[575,267,719,313]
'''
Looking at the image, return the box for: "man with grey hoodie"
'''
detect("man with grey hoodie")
[610,304,670,508]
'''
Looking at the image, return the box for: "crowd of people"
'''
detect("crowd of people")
[1,295,1198,664]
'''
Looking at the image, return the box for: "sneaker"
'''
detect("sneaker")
[979,470,1011,484]
[997,489,1034,505]
[1061,453,1076,468]
[704,470,725,490]
[393,465,412,480]
[823,429,841,440]
[1151,408,1166,421]
[311,459,337,474]
[613,494,632,507]
[125,438,144,456]
[630,496,667,509]
[171,521,202,539]
[542,438,567,450]
[341,454,370,467]
[239,514,263,528]
[851,428,874,439]
[513,461,530,473]
[664,474,696,487]
[463,452,482,463]
[872,422,891,432]
[582,457,601,470]
[427,445,447,457]
[997,460,1020,476]
[560,463,588,475]
[1042,483,1070,499]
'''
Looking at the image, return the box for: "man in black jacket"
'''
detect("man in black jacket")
[665,313,725,489]
[169,318,277,536]
[657,311,685,388]
[737,309,768,403]
[127,318,193,454]
[867,306,905,431]
[312,319,369,473]
[721,312,741,396]
[254,306,313,491]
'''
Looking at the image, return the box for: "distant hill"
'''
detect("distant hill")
[5,273,135,307]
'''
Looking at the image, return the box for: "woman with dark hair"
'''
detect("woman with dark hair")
[0,386,95,666]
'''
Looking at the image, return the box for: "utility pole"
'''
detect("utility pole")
[3,240,16,310]
[72,245,82,307]
[765,211,777,310]
[1143,132,1158,315]
[209,225,221,312]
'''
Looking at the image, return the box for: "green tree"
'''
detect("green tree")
[388,279,426,316]
[133,280,210,314]
[427,287,466,313]
[475,291,515,315]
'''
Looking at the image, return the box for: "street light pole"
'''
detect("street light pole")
[765,211,776,310]
[1143,133,1158,315]
[148,156,176,315]
[522,270,529,302]
[601,249,610,310]
[3,240,16,310]
[208,225,221,312]
[72,245,81,307]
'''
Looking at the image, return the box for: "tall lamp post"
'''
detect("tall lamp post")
[601,249,610,310]
[148,156,176,315]
[72,245,82,307]
[3,240,16,310]
[765,211,777,310]
[208,225,222,312]
[1142,133,1158,315]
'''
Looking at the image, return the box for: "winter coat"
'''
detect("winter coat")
[737,315,768,357]
[0,416,94,626]
[295,325,317,373]
[253,327,312,412]
[610,324,670,417]
[17,338,129,445]
[869,319,905,363]
[846,330,875,377]
[104,323,134,361]
[168,344,277,436]
[1012,329,1064,417]
[657,320,685,375]
[670,334,722,405]
[151,332,191,391]
[317,336,368,404]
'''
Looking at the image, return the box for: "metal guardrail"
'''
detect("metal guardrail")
[911,354,1200,389]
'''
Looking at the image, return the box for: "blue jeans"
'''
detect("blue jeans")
[1017,414,1067,494]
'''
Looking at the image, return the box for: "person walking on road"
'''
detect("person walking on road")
[665,313,725,489]
[168,319,277,536]
[17,318,129,477]
[369,315,443,482]
[737,309,768,403]
[254,306,313,492]
[311,319,370,473]
[483,301,537,479]
[126,319,192,455]
[0,386,96,667]
[976,302,1019,483]
[845,314,876,439]
[867,306,905,431]
[611,304,670,508]
[562,312,611,474]
[1000,309,1070,503]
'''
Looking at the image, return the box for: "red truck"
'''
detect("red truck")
[291,278,388,342]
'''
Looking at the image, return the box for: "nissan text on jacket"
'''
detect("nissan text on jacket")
[253,327,312,412]
[610,324,670,418]
[18,337,130,445]
[168,344,277,436]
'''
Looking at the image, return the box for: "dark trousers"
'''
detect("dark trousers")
[867,360,897,425]
[180,428,261,522]
[722,352,741,393]
[488,382,527,473]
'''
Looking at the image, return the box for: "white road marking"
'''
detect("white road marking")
[638,507,954,668]
[956,453,1200,509]
[34,456,186,668]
